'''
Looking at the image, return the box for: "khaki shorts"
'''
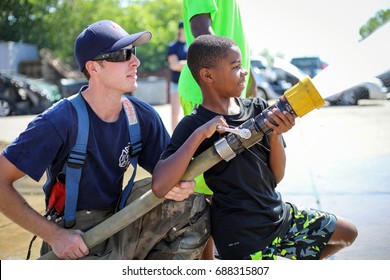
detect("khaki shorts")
[40,177,211,260]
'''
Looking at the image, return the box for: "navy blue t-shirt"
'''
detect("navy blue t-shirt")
[167,40,188,83]
[3,90,170,211]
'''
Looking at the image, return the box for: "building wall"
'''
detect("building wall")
[0,42,39,73]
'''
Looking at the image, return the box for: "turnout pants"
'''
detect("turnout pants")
[40,177,211,260]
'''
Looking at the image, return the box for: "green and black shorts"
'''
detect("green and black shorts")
[249,203,337,260]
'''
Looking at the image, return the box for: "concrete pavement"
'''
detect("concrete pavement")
[278,100,390,260]
[1,100,390,259]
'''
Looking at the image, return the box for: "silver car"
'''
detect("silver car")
[325,77,388,106]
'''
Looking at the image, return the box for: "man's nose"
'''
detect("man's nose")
[130,55,141,67]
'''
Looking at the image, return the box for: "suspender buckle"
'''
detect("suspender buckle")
[67,151,87,169]
[130,140,143,157]
[64,219,76,229]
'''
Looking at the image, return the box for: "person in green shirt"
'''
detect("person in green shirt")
[179,0,257,114]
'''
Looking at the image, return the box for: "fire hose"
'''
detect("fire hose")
[38,76,324,260]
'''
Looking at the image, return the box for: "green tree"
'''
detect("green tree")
[119,0,183,74]
[0,0,57,45]
[359,9,390,40]
[1,0,183,74]
[40,0,126,67]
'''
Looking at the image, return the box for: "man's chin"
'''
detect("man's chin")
[130,83,138,92]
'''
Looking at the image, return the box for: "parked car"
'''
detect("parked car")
[253,56,388,106]
[325,77,388,106]
[59,78,88,98]
[290,56,328,78]
[270,57,307,96]
[0,71,90,117]
[251,56,306,100]
[251,67,280,100]
[0,71,62,117]
[251,56,280,100]
[376,69,390,94]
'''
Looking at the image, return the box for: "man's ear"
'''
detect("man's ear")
[199,68,213,83]
[85,61,99,75]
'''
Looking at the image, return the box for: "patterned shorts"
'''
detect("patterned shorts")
[250,203,337,260]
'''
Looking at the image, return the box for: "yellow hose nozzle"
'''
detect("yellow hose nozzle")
[284,76,325,117]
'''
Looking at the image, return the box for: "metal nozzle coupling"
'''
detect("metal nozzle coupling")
[217,125,251,139]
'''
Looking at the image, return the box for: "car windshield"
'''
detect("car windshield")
[251,59,267,70]
[291,57,319,67]
[273,58,306,79]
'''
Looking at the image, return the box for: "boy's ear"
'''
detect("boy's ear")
[199,68,213,83]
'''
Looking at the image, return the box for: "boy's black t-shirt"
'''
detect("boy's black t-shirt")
[161,97,291,259]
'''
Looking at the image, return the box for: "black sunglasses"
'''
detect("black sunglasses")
[93,47,136,62]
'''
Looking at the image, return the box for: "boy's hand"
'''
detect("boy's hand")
[199,115,228,139]
[264,108,295,135]
[164,180,195,201]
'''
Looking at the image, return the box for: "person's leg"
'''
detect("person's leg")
[276,204,346,260]
[239,205,358,261]
[122,178,211,260]
[199,194,215,260]
[144,192,211,260]
[319,215,358,259]
[201,237,215,259]
[40,208,114,259]
[170,91,181,130]
[170,82,183,130]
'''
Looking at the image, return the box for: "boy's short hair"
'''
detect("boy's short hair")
[187,35,237,83]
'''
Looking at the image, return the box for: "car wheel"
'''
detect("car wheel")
[0,97,15,116]
[256,87,268,100]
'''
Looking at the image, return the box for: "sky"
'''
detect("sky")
[237,0,390,65]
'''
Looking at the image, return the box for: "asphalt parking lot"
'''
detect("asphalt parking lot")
[1,100,389,260]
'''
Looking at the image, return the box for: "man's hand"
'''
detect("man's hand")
[164,180,195,201]
[50,228,89,259]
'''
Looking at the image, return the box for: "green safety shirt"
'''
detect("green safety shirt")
[179,0,251,105]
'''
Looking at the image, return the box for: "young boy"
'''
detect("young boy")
[151,35,358,260]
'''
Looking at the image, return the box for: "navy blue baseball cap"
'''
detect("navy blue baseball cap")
[74,20,152,71]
